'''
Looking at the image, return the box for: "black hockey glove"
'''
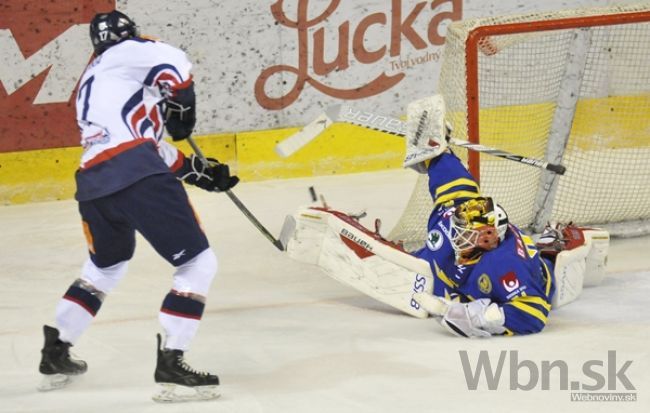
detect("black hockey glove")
[164,81,196,141]
[176,154,239,192]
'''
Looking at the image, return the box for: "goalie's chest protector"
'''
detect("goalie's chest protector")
[456,230,553,304]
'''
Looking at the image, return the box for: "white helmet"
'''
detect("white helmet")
[451,197,509,264]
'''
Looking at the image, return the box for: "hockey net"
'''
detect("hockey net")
[389,4,650,251]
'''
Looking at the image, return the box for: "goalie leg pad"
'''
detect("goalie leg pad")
[551,243,590,308]
[286,207,433,318]
[582,229,609,287]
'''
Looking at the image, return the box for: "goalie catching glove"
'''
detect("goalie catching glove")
[403,94,449,173]
[175,154,239,192]
[413,292,506,338]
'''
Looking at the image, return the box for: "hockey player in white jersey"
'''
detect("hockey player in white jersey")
[38,10,237,402]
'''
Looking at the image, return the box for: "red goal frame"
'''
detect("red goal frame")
[463,10,650,181]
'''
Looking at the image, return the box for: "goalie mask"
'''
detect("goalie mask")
[451,197,508,264]
[90,10,139,55]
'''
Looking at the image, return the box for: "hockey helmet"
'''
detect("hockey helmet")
[89,10,139,55]
[451,197,509,264]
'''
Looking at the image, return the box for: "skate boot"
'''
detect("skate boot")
[152,334,220,402]
[37,325,87,391]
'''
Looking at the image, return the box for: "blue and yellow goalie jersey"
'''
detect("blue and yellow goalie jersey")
[413,152,556,335]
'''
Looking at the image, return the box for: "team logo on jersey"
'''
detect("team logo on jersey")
[500,272,520,293]
[80,123,110,149]
[478,273,492,294]
[426,229,444,251]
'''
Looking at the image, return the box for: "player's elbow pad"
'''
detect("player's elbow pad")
[164,81,196,141]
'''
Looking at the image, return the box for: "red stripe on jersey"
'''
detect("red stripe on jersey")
[155,72,182,87]
[149,105,161,134]
[130,105,147,136]
[81,138,156,170]
[170,149,186,172]
[172,75,193,91]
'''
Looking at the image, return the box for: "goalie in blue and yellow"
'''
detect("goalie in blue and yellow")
[284,95,609,338]
[407,96,609,338]
[412,153,554,336]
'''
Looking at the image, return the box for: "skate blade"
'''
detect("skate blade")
[37,374,71,392]
[152,383,220,403]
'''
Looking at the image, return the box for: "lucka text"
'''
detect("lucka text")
[255,0,462,109]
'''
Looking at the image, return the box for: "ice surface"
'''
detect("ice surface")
[1,169,648,412]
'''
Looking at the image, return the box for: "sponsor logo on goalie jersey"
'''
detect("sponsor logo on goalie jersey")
[500,272,527,299]
[426,229,444,251]
[500,272,520,293]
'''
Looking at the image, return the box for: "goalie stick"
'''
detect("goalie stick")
[275,104,566,175]
[187,137,294,251]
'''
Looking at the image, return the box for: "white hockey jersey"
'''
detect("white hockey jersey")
[74,37,191,201]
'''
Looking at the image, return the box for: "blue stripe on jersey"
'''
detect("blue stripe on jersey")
[436,184,480,200]
[63,285,102,316]
[121,89,144,138]
[139,118,153,136]
[144,64,183,86]
[161,293,205,320]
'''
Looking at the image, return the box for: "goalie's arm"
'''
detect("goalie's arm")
[413,292,550,337]
[500,298,549,335]
[426,152,481,209]
[413,293,507,338]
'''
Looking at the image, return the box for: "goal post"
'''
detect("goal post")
[388,4,650,251]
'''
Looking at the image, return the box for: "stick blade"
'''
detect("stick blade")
[275,112,335,158]
[277,215,297,251]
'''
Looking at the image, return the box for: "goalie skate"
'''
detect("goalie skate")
[152,334,220,403]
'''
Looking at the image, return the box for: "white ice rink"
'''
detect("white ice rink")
[1,169,649,413]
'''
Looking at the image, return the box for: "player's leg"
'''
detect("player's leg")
[115,173,219,401]
[39,196,135,390]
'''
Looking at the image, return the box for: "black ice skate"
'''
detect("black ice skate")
[152,333,220,402]
[37,325,87,391]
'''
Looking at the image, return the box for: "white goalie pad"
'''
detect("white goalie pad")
[552,228,610,308]
[582,229,610,287]
[285,207,434,318]
[403,94,447,171]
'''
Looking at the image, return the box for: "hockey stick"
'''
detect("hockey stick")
[186,137,293,251]
[275,112,335,157]
[275,104,566,175]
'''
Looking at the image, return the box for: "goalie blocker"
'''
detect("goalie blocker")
[284,207,433,318]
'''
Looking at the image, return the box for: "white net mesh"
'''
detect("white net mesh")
[389,4,650,250]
